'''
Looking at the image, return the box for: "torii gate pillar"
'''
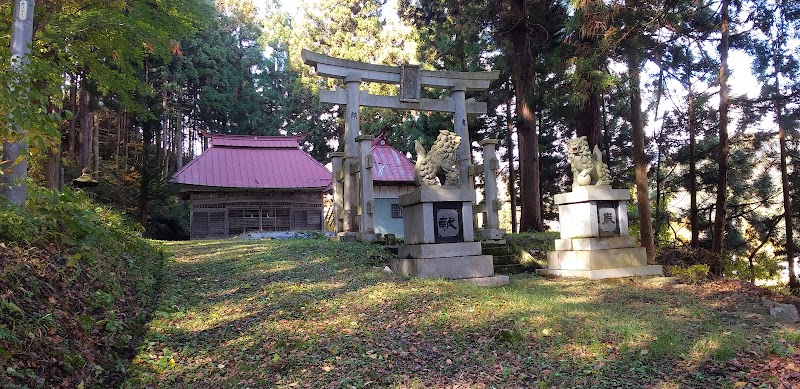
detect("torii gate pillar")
[450,84,472,190]
[342,75,362,235]
[303,49,499,241]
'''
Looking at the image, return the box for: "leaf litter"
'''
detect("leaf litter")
[124,238,800,388]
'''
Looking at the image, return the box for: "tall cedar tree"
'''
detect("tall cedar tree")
[747,0,800,290]
[712,0,731,258]
[622,0,656,262]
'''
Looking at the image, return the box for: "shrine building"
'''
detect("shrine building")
[171,133,331,239]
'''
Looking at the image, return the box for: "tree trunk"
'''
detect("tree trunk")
[155,121,162,175]
[576,89,603,151]
[115,111,121,169]
[138,120,152,227]
[601,93,611,166]
[162,115,170,177]
[139,61,152,227]
[189,119,196,159]
[711,0,730,263]
[123,112,129,171]
[160,82,169,177]
[68,75,78,157]
[93,112,99,178]
[688,69,699,248]
[654,127,663,244]
[506,0,544,232]
[176,109,184,170]
[774,40,799,292]
[44,146,61,189]
[44,103,61,189]
[628,54,656,263]
[79,84,93,171]
[506,98,517,233]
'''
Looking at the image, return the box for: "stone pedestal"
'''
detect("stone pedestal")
[476,139,506,243]
[539,186,662,280]
[389,186,509,286]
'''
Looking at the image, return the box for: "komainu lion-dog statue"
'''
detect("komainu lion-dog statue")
[567,136,611,188]
[414,130,461,186]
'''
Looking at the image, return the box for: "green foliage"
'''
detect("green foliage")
[725,251,783,283]
[656,247,723,279]
[32,0,211,111]
[0,185,163,388]
[506,231,557,256]
[666,264,711,284]
[270,0,423,158]
[0,55,65,160]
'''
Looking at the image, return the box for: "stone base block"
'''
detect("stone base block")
[478,228,507,241]
[399,186,476,206]
[538,265,663,280]
[554,186,630,204]
[455,275,510,286]
[336,232,376,243]
[398,242,482,259]
[336,232,359,242]
[389,255,495,279]
[554,236,636,251]
[547,247,647,270]
[359,232,377,243]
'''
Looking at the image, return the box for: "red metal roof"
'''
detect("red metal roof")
[371,135,415,184]
[171,134,331,190]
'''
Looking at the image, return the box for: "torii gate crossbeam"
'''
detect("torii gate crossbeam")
[302,49,499,241]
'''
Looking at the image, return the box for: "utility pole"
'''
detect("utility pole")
[2,0,35,205]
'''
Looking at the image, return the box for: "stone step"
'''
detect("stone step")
[482,243,515,255]
[554,236,636,251]
[399,241,482,259]
[491,255,519,266]
[494,263,540,274]
[546,247,647,270]
[538,265,663,280]
[482,242,546,269]
[389,255,495,279]
[455,275,510,286]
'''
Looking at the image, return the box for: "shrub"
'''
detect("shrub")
[666,264,711,284]
[0,186,163,388]
[656,247,723,279]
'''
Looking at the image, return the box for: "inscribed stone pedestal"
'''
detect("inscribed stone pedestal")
[540,186,662,280]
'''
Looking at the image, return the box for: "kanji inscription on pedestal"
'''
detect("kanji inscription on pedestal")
[597,201,620,236]
[433,202,463,243]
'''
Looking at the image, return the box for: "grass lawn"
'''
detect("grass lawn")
[124,238,800,388]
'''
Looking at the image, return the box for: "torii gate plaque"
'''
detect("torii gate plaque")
[302,49,499,241]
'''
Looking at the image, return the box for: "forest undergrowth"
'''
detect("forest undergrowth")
[1,187,164,388]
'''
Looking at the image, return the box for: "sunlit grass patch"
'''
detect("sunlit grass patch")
[125,237,800,388]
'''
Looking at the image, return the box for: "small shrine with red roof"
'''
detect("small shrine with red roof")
[171,133,331,239]
[369,134,416,237]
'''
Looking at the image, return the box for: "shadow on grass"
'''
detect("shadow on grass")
[125,239,787,388]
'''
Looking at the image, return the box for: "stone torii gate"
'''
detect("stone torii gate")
[302,49,500,241]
